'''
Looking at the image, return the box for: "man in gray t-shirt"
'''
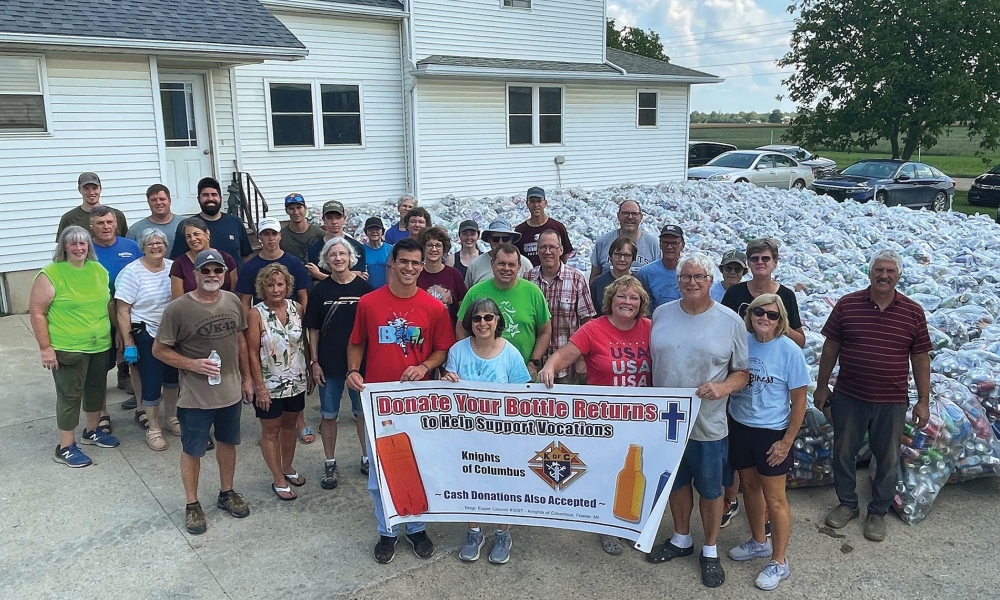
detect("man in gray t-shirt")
[645,253,749,588]
[126,184,183,256]
[589,200,661,280]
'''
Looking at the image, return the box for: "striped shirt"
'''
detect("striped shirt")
[528,264,597,378]
[821,287,932,403]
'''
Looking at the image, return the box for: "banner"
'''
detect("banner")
[362,381,700,552]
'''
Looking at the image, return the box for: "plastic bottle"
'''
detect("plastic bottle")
[613,444,645,523]
[208,350,222,386]
[375,420,428,517]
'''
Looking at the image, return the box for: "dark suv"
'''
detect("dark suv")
[688,141,737,168]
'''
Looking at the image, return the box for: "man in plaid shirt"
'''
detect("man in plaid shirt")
[528,230,596,384]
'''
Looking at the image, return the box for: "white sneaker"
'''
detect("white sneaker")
[755,560,790,591]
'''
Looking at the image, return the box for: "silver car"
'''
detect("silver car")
[687,150,815,189]
[757,144,838,178]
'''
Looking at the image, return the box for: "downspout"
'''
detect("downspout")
[406,0,421,201]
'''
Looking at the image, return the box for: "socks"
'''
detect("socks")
[326,458,337,466]
[670,532,693,548]
[702,544,718,558]
[469,527,481,533]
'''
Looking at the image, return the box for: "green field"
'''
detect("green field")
[690,125,998,178]
[952,190,998,219]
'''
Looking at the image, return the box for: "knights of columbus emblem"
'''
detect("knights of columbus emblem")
[528,441,586,491]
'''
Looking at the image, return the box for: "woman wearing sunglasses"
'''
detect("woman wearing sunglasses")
[726,294,809,591]
[443,298,531,565]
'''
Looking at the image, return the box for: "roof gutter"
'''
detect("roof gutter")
[414,64,724,85]
[604,59,626,75]
[0,32,308,61]
[262,0,405,20]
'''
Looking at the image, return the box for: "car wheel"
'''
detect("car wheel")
[932,191,948,212]
[875,190,889,205]
[735,178,749,184]
[792,179,806,190]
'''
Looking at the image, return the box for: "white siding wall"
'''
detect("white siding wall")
[0,54,160,273]
[412,0,605,63]
[416,80,688,199]
[233,14,408,206]
[211,67,238,178]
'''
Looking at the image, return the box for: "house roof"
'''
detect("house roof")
[0,0,306,57]
[605,48,717,80]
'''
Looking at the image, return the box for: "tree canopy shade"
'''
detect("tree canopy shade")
[780,0,1000,160]
[607,19,668,62]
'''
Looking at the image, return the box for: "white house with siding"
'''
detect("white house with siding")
[0,0,720,313]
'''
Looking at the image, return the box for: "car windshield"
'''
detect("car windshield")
[840,161,898,178]
[707,152,757,169]
[989,164,1000,174]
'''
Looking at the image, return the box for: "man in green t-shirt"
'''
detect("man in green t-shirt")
[279,193,324,265]
[457,244,551,380]
[56,172,128,240]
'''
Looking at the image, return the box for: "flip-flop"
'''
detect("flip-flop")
[283,472,306,487]
[271,483,296,501]
[299,427,315,444]
[97,415,113,435]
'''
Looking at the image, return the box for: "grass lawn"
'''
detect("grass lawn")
[951,189,997,219]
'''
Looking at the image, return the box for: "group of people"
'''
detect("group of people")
[30,174,932,591]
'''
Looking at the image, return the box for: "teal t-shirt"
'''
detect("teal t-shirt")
[729,333,811,430]
[444,338,531,384]
[458,279,551,361]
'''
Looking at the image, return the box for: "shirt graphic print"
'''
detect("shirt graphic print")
[378,311,425,356]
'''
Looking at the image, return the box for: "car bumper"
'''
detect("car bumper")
[810,185,872,203]
[968,186,1000,207]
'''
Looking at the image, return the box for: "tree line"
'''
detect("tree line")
[690,110,794,124]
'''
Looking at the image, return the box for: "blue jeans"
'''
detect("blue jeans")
[319,378,361,420]
[133,328,178,406]
[366,433,425,537]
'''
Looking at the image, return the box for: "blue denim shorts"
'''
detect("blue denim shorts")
[672,438,728,500]
[177,401,242,458]
[319,378,361,420]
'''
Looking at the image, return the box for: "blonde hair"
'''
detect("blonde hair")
[601,275,650,318]
[254,263,294,301]
[743,293,790,337]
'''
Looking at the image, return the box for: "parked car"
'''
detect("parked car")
[756,144,837,178]
[688,141,737,168]
[810,159,954,211]
[968,164,1000,207]
[687,150,815,189]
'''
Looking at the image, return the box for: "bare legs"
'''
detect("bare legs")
[740,468,791,564]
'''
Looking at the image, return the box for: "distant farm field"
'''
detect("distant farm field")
[690,124,998,178]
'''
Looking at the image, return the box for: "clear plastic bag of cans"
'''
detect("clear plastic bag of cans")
[786,406,835,488]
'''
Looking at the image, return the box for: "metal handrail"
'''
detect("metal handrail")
[232,170,268,237]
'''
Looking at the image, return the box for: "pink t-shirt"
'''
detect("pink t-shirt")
[569,316,652,387]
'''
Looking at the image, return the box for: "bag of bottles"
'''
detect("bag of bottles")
[786,406,835,488]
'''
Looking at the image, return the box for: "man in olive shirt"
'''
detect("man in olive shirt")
[279,193,324,265]
[56,172,128,239]
[153,250,254,536]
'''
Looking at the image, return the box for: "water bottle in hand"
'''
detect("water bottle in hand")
[208,350,222,386]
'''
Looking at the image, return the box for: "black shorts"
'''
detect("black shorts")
[254,392,306,420]
[727,416,793,477]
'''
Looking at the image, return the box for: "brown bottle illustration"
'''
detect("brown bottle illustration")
[613,444,645,523]
[375,420,428,516]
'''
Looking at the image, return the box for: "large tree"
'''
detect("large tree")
[607,18,668,62]
[780,0,1000,160]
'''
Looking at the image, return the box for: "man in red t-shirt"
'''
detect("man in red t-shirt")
[347,238,455,564]
[514,186,574,267]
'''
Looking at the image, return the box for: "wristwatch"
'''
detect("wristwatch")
[529,359,543,368]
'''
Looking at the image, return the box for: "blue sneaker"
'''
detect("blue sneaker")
[755,559,790,591]
[80,428,120,448]
[488,529,512,565]
[458,528,485,562]
[54,443,92,468]
[728,538,772,562]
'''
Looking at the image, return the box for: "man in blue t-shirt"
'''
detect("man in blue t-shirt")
[363,216,392,289]
[637,224,685,313]
[169,177,252,262]
[235,217,311,310]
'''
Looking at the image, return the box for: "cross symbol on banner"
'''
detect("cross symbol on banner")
[661,401,687,442]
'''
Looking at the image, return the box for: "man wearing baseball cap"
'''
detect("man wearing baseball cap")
[637,224,686,313]
[56,172,129,240]
[306,201,367,282]
[235,217,310,311]
[514,186,574,268]
[711,249,748,302]
[363,217,392,289]
[445,220,481,281]
[463,218,532,287]
[171,177,253,262]
[280,193,324,265]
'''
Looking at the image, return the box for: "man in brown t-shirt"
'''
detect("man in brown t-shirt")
[814,249,932,542]
[514,186,574,267]
[154,250,253,535]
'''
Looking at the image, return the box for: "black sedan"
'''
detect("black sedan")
[810,159,954,211]
[968,164,1000,207]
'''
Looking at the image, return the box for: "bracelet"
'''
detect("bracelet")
[347,369,360,376]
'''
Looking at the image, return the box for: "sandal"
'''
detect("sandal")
[600,534,623,556]
[97,415,113,435]
[299,427,315,444]
[134,410,149,430]
[271,483,296,501]
[283,472,306,487]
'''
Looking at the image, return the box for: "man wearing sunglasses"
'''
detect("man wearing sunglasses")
[154,250,255,535]
[514,186,574,268]
[589,200,661,282]
[637,224,685,313]
[463,218,532,287]
[711,249,748,302]
[279,193,324,265]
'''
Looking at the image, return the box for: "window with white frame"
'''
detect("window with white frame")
[507,84,563,146]
[0,56,47,132]
[503,0,531,8]
[637,91,658,127]
[268,81,362,148]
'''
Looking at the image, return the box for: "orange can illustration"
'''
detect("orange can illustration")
[613,444,645,523]
[375,420,428,517]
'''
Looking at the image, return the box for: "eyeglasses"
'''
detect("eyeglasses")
[424,242,444,250]
[537,245,561,253]
[661,240,682,247]
[490,235,512,243]
[526,198,545,204]
[749,255,773,263]
[618,211,641,218]
[678,274,710,283]
[752,306,781,321]
[722,264,745,272]
[199,267,225,275]
[471,314,497,323]
[395,259,424,268]
[612,252,636,260]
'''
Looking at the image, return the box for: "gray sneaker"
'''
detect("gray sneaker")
[755,560,790,591]
[728,538,772,562]
[825,504,860,529]
[458,529,485,562]
[488,529,512,565]
[321,460,339,490]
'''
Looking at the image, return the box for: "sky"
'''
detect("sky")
[608,0,799,114]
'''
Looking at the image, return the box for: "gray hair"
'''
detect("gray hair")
[137,228,168,252]
[318,237,358,271]
[53,225,97,262]
[89,205,115,221]
[678,252,716,279]
[397,195,417,208]
[869,249,903,274]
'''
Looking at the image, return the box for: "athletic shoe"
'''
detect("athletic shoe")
[361,457,370,476]
[728,538,773,562]
[755,560,790,591]
[54,443,92,468]
[121,396,137,410]
[404,530,434,558]
[720,499,740,528]
[374,535,397,564]
[186,502,207,535]
[488,529,512,564]
[80,428,120,448]
[217,490,250,518]
[458,529,485,562]
[146,429,167,451]
[765,520,772,538]
[321,460,339,490]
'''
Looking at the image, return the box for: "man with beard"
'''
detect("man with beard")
[170,177,253,262]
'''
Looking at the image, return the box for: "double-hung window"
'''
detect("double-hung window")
[502,0,531,8]
[0,55,48,132]
[507,84,563,146]
[637,91,658,128]
[267,81,363,148]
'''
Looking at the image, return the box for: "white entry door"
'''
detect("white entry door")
[160,74,213,215]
